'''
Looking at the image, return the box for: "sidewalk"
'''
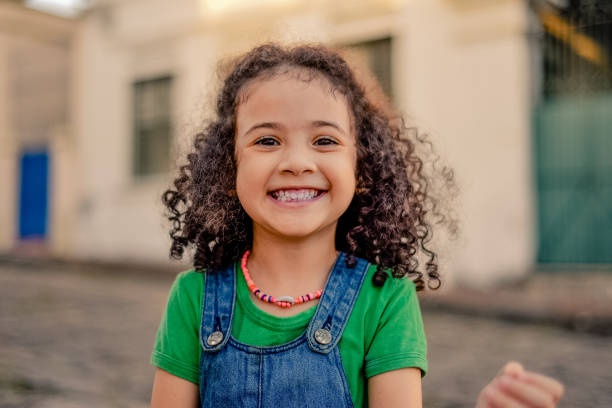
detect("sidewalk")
[420,269,612,336]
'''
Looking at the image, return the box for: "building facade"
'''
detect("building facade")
[0,2,77,258]
[5,0,608,286]
[71,0,537,284]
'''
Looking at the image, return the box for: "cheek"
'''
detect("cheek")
[234,165,249,201]
[330,158,357,198]
[234,156,264,208]
[235,176,254,220]
[348,151,358,187]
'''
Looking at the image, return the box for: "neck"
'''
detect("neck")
[247,232,338,295]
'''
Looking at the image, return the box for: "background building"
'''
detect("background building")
[530,0,611,266]
[0,1,77,258]
[1,0,610,286]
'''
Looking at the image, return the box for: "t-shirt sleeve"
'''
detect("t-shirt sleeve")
[364,276,428,378]
[150,270,203,385]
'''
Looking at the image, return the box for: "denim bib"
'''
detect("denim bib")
[199,253,369,407]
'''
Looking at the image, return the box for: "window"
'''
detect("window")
[347,37,393,100]
[133,76,173,176]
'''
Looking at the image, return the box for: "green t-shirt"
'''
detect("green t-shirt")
[151,263,427,407]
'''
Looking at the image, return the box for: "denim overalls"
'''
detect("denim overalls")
[199,253,369,407]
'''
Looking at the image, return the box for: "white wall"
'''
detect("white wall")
[0,35,17,252]
[401,0,534,286]
[0,4,75,255]
[73,0,206,265]
[73,0,535,285]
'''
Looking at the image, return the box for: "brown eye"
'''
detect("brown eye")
[255,137,279,146]
[314,137,337,146]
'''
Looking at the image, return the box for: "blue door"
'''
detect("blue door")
[18,150,49,239]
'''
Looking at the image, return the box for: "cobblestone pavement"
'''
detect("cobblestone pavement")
[1,262,610,407]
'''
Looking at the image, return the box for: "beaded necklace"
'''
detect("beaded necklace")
[241,250,323,308]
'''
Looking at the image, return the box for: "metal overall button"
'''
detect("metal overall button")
[314,328,332,345]
[207,331,224,346]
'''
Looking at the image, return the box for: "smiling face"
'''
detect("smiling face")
[234,71,357,245]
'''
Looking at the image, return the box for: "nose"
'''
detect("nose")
[278,142,316,175]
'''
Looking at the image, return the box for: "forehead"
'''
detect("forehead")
[235,69,353,126]
[238,68,350,107]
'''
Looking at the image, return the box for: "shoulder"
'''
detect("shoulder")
[354,263,423,342]
[172,269,203,290]
[166,270,204,308]
[360,264,418,303]
[152,270,204,385]
[351,263,421,336]
[345,262,427,378]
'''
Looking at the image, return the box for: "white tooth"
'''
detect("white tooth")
[273,189,319,201]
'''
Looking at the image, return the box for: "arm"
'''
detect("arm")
[365,275,426,408]
[368,367,422,408]
[150,272,203,407]
[151,368,198,408]
[476,362,564,408]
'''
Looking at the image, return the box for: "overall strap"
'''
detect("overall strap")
[200,264,235,352]
[307,253,369,354]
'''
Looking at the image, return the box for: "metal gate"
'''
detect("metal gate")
[531,0,612,263]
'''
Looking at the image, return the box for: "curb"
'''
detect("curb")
[420,286,612,337]
[0,253,180,280]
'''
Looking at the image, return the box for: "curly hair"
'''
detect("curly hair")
[163,42,451,291]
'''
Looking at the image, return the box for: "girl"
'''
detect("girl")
[151,43,563,407]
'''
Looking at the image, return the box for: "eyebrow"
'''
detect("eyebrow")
[243,122,282,136]
[244,120,347,137]
[311,120,348,135]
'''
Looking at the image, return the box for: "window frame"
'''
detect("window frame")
[132,75,173,177]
